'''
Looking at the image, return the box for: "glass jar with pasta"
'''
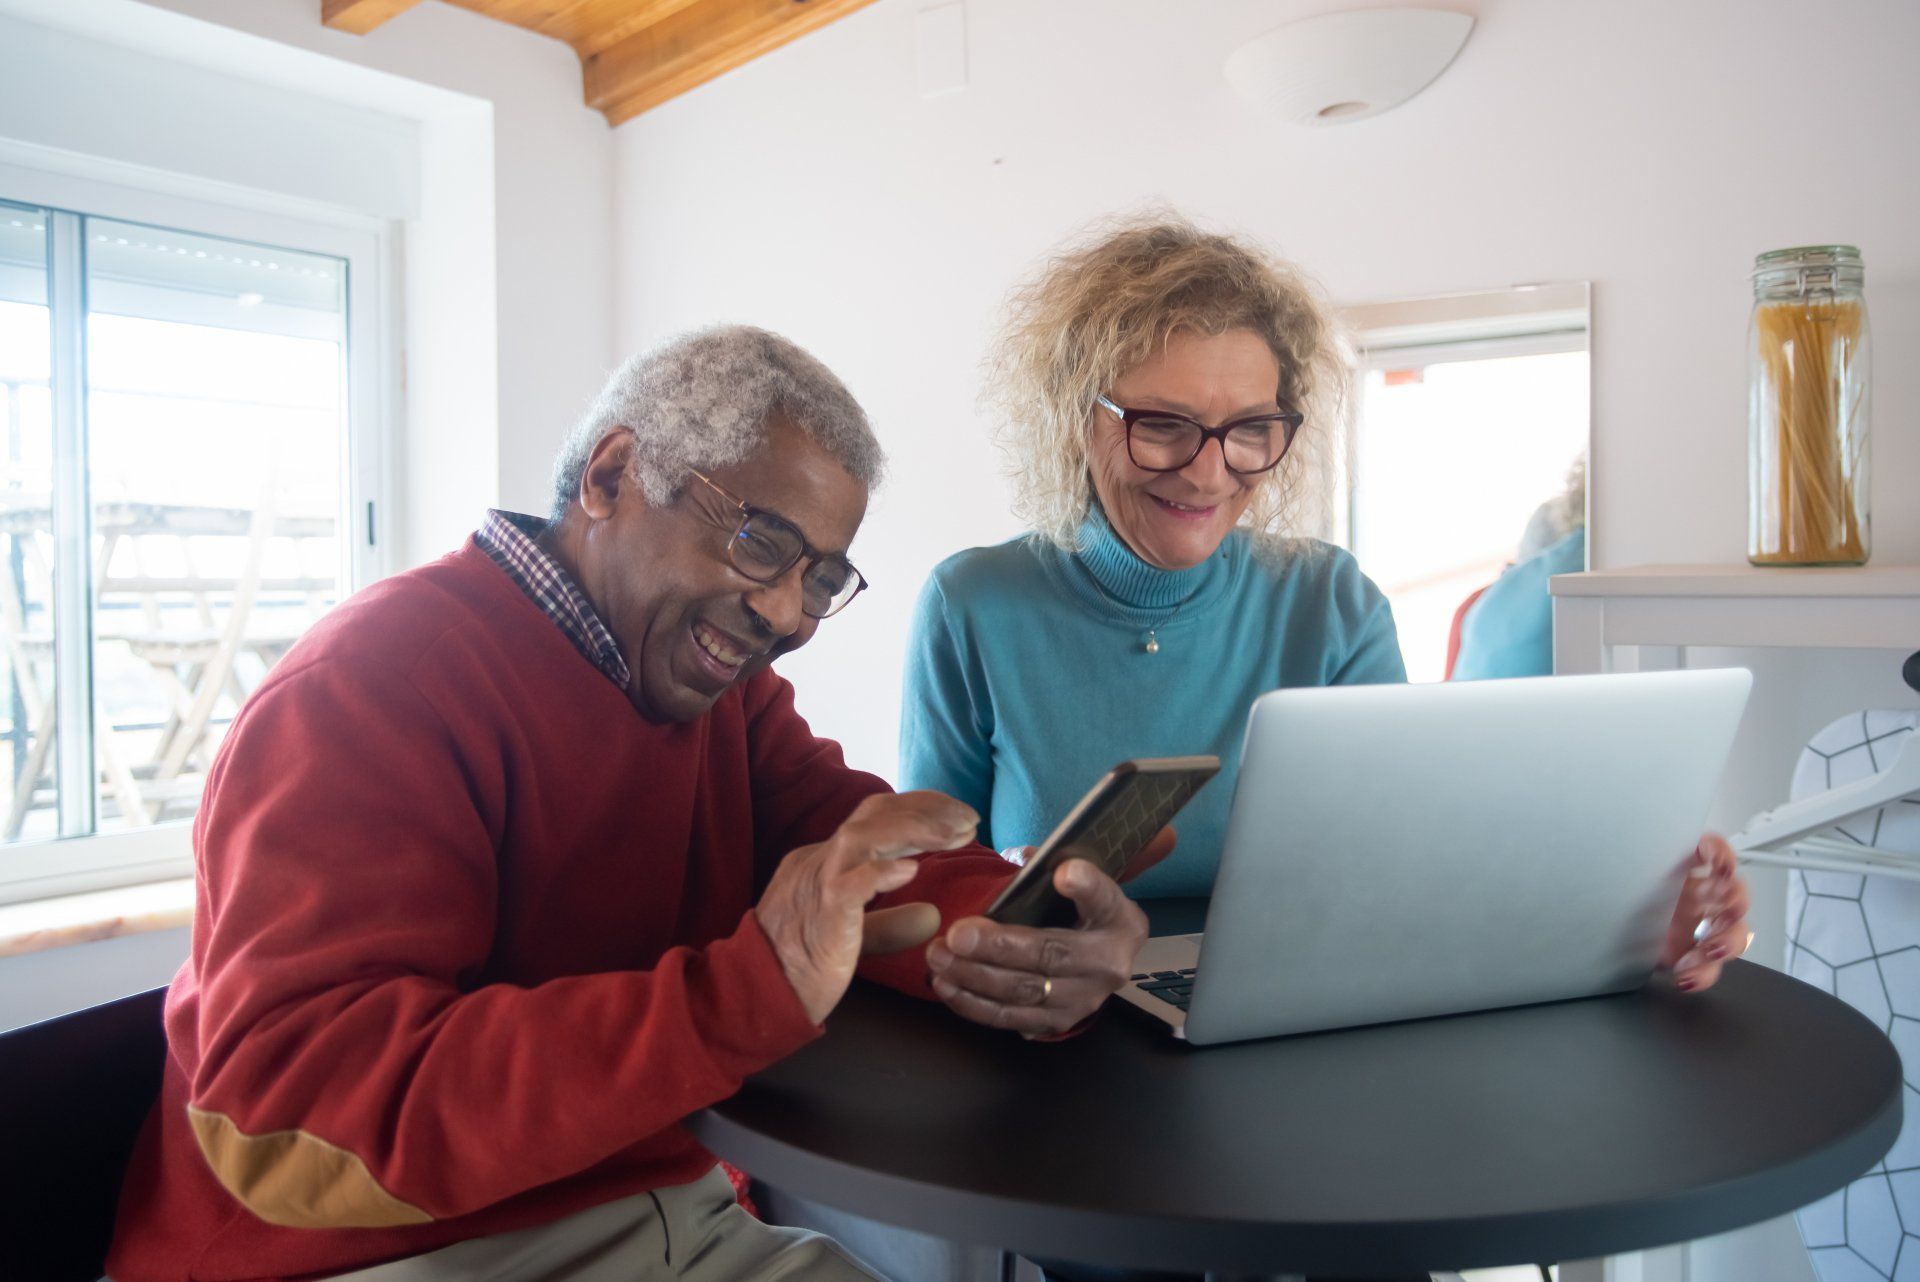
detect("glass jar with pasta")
[1748,245,1871,565]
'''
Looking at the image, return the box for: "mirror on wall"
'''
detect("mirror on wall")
[1339,283,1591,683]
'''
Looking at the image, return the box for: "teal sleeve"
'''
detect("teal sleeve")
[899,572,998,847]
[1333,598,1409,685]
[1329,560,1409,686]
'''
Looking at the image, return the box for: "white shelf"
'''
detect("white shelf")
[1552,563,1920,598]
[1550,564,1920,665]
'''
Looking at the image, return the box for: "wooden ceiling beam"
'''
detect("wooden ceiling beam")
[583,0,880,125]
[322,0,427,35]
[436,1,703,55]
[575,0,710,58]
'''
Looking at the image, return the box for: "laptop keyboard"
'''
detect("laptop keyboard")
[1130,967,1199,1010]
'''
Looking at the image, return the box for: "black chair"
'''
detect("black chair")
[0,986,169,1282]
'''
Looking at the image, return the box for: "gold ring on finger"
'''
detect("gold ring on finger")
[1039,976,1053,1005]
[1742,930,1756,957]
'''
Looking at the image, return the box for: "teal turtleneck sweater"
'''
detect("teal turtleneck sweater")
[899,506,1406,898]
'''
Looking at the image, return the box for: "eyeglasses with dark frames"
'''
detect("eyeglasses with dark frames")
[1094,394,1303,476]
[687,471,869,619]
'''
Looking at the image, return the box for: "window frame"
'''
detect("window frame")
[0,157,396,906]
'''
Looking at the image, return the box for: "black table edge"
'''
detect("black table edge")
[691,960,1905,1274]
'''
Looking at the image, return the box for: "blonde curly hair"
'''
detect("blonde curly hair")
[986,215,1348,553]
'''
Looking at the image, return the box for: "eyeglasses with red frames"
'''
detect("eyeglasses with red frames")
[687,471,869,619]
[1094,394,1303,475]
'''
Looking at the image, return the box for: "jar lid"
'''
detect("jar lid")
[1753,245,1862,272]
[1752,245,1863,292]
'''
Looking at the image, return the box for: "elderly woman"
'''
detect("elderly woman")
[902,217,1751,1282]
[903,218,1398,900]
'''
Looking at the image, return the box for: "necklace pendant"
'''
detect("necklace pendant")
[1144,631,1160,655]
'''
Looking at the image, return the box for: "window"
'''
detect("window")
[1345,285,1590,684]
[0,179,386,904]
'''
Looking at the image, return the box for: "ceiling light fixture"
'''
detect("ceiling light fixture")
[1224,7,1474,127]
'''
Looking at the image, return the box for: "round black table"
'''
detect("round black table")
[689,900,1900,1279]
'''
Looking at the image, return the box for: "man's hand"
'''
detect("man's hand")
[1659,832,1753,992]
[757,792,977,1025]
[926,857,1148,1037]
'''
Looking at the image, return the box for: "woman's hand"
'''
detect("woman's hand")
[1660,833,1753,992]
[927,858,1148,1037]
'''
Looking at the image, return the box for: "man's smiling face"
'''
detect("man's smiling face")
[567,414,868,724]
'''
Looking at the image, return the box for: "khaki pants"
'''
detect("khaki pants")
[329,1167,887,1282]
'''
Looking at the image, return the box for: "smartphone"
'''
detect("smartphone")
[983,756,1221,929]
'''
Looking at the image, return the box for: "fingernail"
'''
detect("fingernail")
[931,976,955,999]
[1676,975,1699,992]
[1706,943,1729,961]
[951,924,978,953]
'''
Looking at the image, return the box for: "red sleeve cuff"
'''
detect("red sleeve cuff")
[686,910,823,1075]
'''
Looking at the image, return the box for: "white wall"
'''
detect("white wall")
[606,0,1920,782]
[0,14,420,220]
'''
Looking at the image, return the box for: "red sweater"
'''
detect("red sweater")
[108,541,1014,1282]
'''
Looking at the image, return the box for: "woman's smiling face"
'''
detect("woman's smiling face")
[1087,327,1281,570]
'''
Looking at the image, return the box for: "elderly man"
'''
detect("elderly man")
[107,327,1150,1282]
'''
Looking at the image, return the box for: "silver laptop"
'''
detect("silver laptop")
[1117,668,1752,1045]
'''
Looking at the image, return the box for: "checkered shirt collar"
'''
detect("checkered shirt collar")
[475,510,630,690]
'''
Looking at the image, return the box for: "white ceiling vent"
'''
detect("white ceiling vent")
[1224,8,1474,127]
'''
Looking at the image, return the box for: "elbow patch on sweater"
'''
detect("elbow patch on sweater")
[187,1106,433,1229]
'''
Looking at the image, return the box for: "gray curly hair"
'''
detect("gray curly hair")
[550,324,884,522]
[987,214,1348,552]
